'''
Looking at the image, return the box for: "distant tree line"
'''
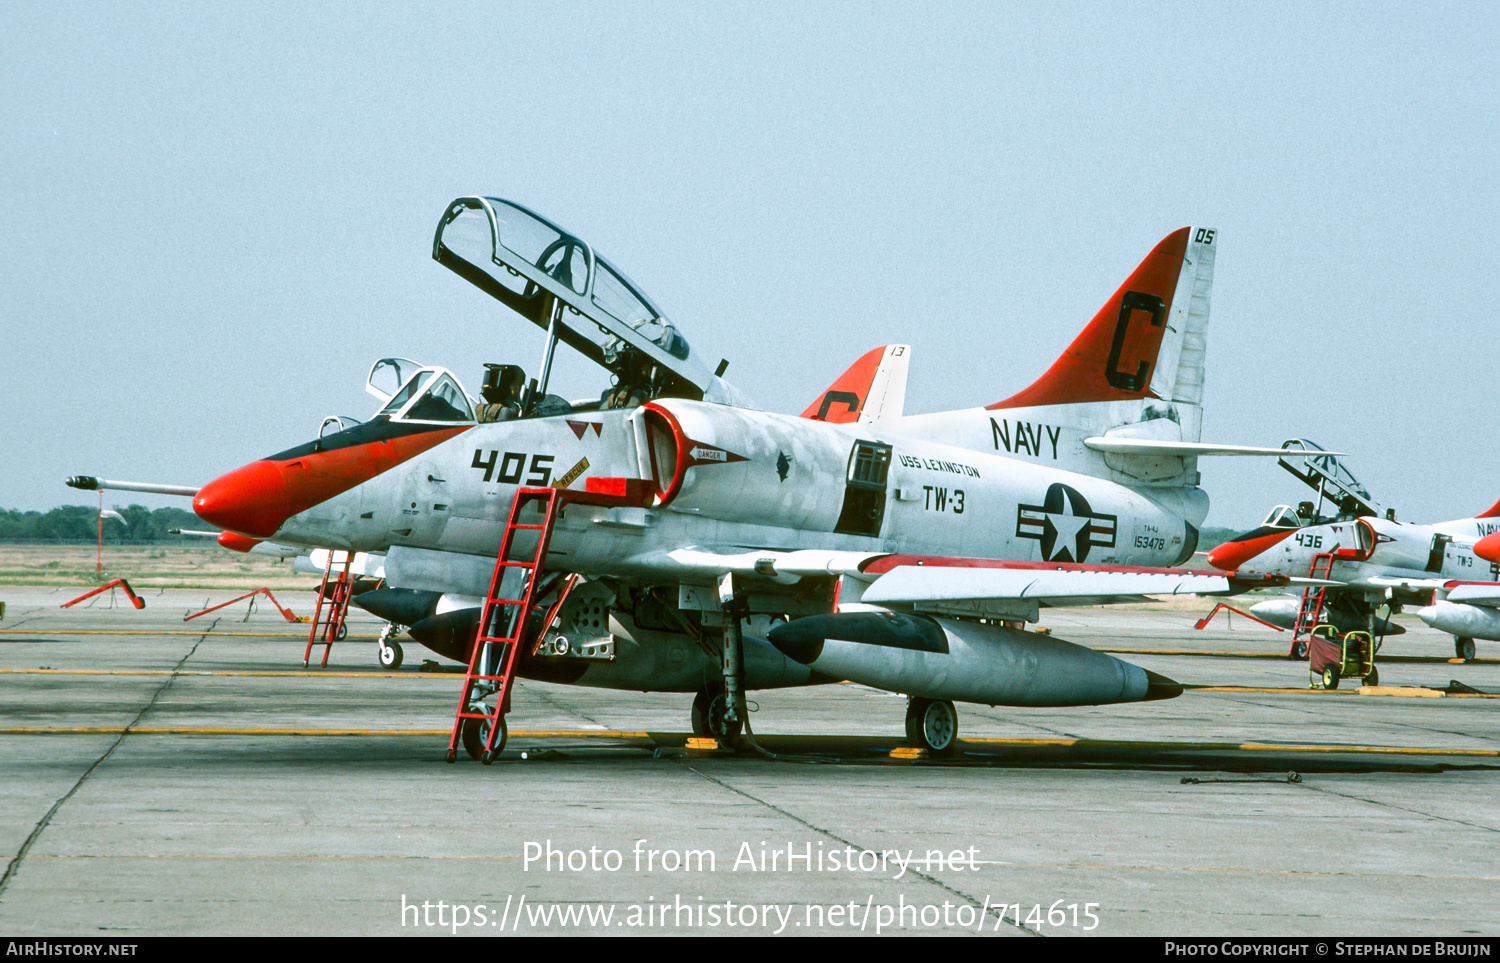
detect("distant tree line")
[0,505,206,542]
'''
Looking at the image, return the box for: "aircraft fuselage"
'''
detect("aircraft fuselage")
[198,400,1206,583]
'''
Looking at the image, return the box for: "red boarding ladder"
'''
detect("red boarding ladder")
[1290,552,1336,657]
[447,478,653,764]
[304,551,354,667]
[446,487,569,764]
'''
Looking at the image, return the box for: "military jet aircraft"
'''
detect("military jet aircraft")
[75,199,1302,758]
[1206,443,1500,662]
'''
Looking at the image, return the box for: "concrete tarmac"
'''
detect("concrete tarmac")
[0,585,1496,937]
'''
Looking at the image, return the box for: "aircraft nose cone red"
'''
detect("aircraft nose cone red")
[1205,528,1293,571]
[1476,533,1500,564]
[194,460,291,539]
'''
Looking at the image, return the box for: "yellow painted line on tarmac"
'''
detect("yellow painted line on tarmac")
[955,735,1500,757]
[0,726,651,738]
[2,727,1492,761]
[0,629,348,638]
[1102,648,1289,658]
[1102,647,1498,665]
[1192,684,1500,699]
[0,668,452,679]
[1191,685,1341,694]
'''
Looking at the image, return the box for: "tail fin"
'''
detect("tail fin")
[990,227,1216,410]
[801,345,910,424]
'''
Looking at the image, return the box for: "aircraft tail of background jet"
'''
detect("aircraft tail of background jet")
[801,344,910,425]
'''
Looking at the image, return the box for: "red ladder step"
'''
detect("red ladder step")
[1290,552,1336,658]
[304,551,354,667]
[447,488,569,765]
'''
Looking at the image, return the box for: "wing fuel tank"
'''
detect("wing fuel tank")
[1249,597,1405,636]
[767,611,1180,706]
[1416,601,1500,640]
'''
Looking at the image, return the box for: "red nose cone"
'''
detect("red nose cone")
[1476,533,1500,564]
[194,460,290,539]
[1205,541,1250,571]
[1205,528,1293,571]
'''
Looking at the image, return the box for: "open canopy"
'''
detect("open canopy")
[433,196,746,407]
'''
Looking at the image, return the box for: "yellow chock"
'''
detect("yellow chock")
[889,747,928,760]
[685,737,720,750]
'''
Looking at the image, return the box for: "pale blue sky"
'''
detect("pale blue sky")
[2,2,1495,527]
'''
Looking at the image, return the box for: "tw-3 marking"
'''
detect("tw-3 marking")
[922,486,965,514]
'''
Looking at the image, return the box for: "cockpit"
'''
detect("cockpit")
[430,196,750,414]
[1277,438,1380,521]
[365,360,477,425]
[1259,505,1305,530]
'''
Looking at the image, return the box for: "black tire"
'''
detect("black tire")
[690,689,741,741]
[462,714,506,762]
[1362,666,1379,687]
[1290,639,1308,661]
[1456,637,1476,662]
[1321,665,1340,690]
[334,622,348,642]
[378,640,403,671]
[905,697,959,756]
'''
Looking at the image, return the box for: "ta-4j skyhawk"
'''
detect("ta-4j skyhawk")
[73,199,1305,759]
[1207,441,1500,662]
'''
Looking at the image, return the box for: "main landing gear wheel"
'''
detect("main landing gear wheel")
[1289,638,1308,661]
[691,689,741,742]
[462,714,507,764]
[1455,637,1476,662]
[378,638,403,670]
[905,697,959,756]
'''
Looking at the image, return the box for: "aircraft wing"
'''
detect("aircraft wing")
[862,563,1233,606]
[1444,582,1500,606]
[641,547,1285,617]
[852,556,1285,617]
[1355,576,1451,592]
[1082,439,1345,458]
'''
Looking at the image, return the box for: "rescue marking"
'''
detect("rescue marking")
[552,457,589,489]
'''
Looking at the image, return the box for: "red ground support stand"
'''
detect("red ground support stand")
[184,588,299,623]
[61,579,145,610]
[303,552,354,667]
[447,479,651,764]
[1194,601,1285,631]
